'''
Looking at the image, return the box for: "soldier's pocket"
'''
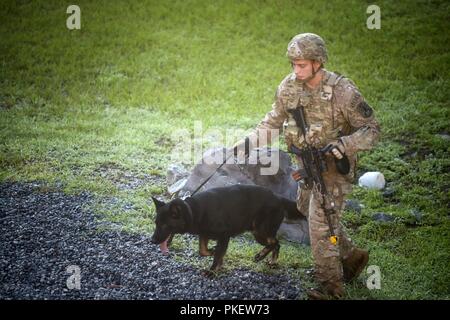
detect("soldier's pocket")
[296,185,311,217]
[331,182,352,216]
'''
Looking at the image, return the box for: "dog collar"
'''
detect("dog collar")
[184,197,194,230]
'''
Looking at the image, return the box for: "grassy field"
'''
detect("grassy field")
[1,0,449,299]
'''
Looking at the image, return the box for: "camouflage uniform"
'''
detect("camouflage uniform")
[246,33,380,297]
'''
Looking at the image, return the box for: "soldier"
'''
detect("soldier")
[233,33,380,299]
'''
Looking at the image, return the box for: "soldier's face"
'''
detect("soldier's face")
[291,59,320,81]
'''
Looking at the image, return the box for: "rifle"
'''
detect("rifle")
[287,106,345,245]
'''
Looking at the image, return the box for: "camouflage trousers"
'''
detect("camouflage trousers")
[297,171,355,290]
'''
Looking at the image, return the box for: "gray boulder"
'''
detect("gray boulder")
[180,147,298,200]
[345,199,363,214]
[167,164,189,186]
[277,218,310,245]
[372,212,394,222]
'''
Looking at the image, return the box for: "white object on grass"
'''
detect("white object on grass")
[358,172,385,190]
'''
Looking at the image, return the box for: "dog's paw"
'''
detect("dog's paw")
[199,249,214,257]
[267,260,279,269]
[254,253,264,262]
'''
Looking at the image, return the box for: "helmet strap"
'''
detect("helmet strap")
[297,61,321,83]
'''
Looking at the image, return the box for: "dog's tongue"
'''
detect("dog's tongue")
[159,235,171,254]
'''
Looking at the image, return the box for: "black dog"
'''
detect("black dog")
[150,185,302,274]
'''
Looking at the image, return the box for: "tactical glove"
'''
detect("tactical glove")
[232,137,250,159]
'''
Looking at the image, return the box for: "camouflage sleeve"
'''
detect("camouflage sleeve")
[339,85,381,155]
[247,84,288,148]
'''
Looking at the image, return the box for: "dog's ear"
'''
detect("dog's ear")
[169,201,183,219]
[151,196,166,210]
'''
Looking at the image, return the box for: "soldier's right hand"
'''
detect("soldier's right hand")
[232,137,250,159]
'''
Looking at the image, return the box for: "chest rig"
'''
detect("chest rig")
[284,71,344,149]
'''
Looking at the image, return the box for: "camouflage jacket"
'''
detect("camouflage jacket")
[249,69,380,183]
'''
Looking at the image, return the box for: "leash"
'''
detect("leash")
[190,150,236,197]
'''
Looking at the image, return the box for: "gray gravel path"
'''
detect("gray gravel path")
[0,182,304,300]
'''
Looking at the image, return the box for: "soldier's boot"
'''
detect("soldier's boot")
[307,281,345,300]
[342,248,369,283]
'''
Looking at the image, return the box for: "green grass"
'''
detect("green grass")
[1,0,449,299]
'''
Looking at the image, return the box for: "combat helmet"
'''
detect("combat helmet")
[286,33,328,64]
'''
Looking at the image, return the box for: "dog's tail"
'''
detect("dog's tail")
[280,197,305,220]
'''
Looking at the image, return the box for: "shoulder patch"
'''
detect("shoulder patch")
[357,101,373,118]
[350,91,362,108]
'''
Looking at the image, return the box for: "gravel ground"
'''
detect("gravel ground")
[0,182,304,300]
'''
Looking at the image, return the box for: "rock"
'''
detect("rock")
[345,199,362,214]
[409,209,423,222]
[382,187,395,198]
[166,164,189,186]
[181,147,298,201]
[167,178,187,195]
[277,219,310,245]
[435,133,450,141]
[358,172,386,190]
[372,212,394,222]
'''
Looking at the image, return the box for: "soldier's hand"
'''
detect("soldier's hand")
[325,140,346,160]
[232,137,250,159]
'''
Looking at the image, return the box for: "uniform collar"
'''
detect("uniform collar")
[303,70,326,94]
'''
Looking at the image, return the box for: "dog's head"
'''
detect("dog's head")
[150,197,191,246]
